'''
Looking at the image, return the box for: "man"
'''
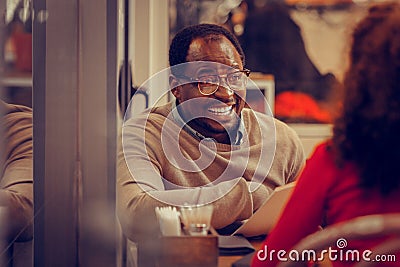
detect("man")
[0,100,33,243]
[117,24,305,241]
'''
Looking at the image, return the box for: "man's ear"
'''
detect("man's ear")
[169,74,181,99]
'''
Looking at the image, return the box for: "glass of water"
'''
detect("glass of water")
[180,204,214,236]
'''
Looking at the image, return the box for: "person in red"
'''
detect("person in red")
[252,2,400,267]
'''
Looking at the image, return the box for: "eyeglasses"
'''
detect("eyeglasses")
[175,69,251,96]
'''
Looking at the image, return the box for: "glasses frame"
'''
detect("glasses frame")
[175,68,251,96]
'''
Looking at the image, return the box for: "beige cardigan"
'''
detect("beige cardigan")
[0,101,33,242]
[117,102,305,241]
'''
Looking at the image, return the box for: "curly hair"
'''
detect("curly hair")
[169,23,245,75]
[332,2,400,194]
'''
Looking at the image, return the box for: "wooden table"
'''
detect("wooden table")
[128,235,264,267]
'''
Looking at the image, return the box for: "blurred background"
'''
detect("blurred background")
[0,1,391,266]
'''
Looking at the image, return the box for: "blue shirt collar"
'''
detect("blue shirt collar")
[171,100,244,145]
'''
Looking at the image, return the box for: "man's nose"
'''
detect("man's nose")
[214,79,234,98]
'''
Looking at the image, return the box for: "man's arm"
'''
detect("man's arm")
[116,145,254,241]
[0,104,33,242]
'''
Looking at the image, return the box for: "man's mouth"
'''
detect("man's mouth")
[207,105,234,116]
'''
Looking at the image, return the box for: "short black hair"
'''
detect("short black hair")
[169,23,245,72]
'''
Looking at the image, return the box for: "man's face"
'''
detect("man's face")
[171,36,247,143]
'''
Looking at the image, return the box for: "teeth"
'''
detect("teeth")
[208,106,233,115]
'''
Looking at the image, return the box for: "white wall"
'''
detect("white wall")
[131,0,169,108]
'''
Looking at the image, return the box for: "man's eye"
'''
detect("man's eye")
[228,73,242,82]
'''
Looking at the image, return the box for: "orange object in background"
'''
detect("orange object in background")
[13,32,32,72]
[275,91,333,123]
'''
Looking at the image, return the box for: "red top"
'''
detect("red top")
[251,141,400,267]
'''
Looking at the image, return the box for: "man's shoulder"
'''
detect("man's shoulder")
[1,100,32,115]
[273,118,298,135]
[123,102,175,136]
[242,108,272,123]
[1,101,33,128]
[150,102,172,118]
[242,109,302,145]
[126,102,171,122]
[273,118,302,145]
[242,109,295,132]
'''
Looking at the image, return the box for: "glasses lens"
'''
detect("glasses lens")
[227,72,247,90]
[198,75,219,95]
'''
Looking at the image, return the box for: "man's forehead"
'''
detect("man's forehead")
[191,34,225,47]
[181,61,239,73]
